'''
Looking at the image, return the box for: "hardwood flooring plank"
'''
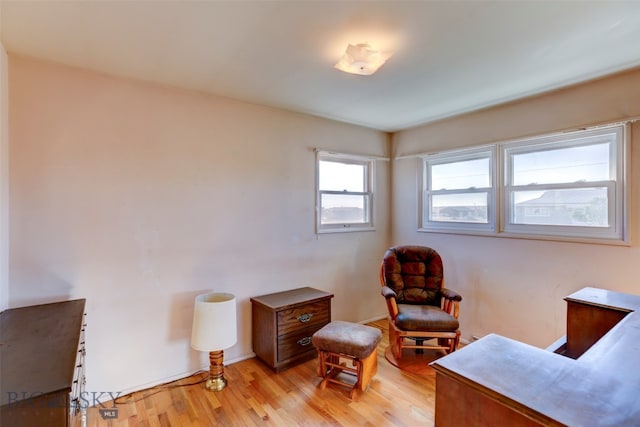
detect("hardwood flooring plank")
[87,320,436,426]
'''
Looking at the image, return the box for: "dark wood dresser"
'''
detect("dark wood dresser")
[251,287,333,372]
[1,299,87,427]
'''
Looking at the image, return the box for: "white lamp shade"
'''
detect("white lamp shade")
[191,292,237,352]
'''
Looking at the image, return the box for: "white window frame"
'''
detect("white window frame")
[316,151,375,234]
[417,123,629,244]
[420,146,497,234]
[501,124,627,242]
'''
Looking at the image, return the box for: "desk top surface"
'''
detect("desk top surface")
[431,287,640,426]
[1,299,86,406]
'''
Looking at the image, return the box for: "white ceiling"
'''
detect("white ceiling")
[2,1,640,132]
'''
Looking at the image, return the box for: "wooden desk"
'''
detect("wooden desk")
[431,287,640,426]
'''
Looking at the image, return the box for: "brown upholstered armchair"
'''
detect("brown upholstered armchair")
[380,245,462,360]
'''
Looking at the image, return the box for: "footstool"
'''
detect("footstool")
[311,320,383,399]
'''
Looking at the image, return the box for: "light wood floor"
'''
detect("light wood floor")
[86,320,437,427]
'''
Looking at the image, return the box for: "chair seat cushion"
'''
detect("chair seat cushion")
[396,304,459,332]
[312,320,382,359]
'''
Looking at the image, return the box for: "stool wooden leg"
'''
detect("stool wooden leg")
[352,359,363,399]
[315,345,379,400]
[317,350,325,377]
[359,350,378,391]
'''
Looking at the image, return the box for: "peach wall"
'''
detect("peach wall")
[392,68,640,347]
[8,55,390,393]
[0,43,8,311]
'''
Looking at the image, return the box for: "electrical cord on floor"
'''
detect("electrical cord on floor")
[113,370,209,405]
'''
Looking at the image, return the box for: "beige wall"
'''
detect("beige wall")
[8,55,390,393]
[392,68,640,347]
[0,43,8,311]
[10,49,640,395]
[0,0,9,305]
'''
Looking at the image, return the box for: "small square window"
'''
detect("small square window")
[316,152,374,233]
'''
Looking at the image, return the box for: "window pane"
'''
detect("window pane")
[512,188,608,227]
[512,143,610,186]
[319,160,365,192]
[320,193,369,224]
[431,158,490,190]
[430,193,488,223]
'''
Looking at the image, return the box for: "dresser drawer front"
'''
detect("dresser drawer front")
[277,300,330,335]
[277,324,326,362]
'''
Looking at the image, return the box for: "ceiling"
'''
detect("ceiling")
[2,1,640,132]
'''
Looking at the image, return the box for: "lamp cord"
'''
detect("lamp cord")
[112,370,208,405]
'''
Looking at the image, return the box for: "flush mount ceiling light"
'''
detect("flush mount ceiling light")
[334,43,391,76]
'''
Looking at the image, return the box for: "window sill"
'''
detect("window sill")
[317,226,376,234]
[417,227,630,247]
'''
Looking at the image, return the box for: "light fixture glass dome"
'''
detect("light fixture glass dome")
[334,43,391,76]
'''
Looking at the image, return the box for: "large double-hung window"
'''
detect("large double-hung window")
[503,126,625,240]
[420,123,628,243]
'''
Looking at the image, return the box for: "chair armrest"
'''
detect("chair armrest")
[441,288,461,319]
[381,286,398,300]
[380,286,399,320]
[441,288,462,302]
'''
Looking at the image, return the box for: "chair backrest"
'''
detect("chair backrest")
[381,245,443,306]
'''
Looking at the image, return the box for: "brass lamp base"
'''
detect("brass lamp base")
[205,376,227,391]
[205,350,228,391]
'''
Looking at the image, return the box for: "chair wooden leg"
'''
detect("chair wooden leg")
[394,334,403,360]
[388,320,402,360]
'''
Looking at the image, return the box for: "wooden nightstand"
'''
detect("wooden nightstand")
[251,287,333,372]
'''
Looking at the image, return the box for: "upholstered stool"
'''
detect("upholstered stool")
[311,320,382,399]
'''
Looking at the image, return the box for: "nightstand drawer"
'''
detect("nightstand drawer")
[277,325,324,363]
[277,300,330,335]
[251,287,333,372]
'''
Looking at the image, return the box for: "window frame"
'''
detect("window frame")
[316,151,375,234]
[417,123,629,244]
[501,125,626,241]
[419,146,497,234]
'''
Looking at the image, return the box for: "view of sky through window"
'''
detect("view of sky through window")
[431,158,490,190]
[319,160,365,208]
[512,142,610,186]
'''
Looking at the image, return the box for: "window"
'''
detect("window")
[503,125,626,241]
[421,147,496,233]
[419,123,628,243]
[316,151,374,233]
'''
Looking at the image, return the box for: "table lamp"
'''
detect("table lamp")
[191,292,237,391]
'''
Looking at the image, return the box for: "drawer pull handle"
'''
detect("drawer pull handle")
[297,313,313,323]
[297,337,312,346]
